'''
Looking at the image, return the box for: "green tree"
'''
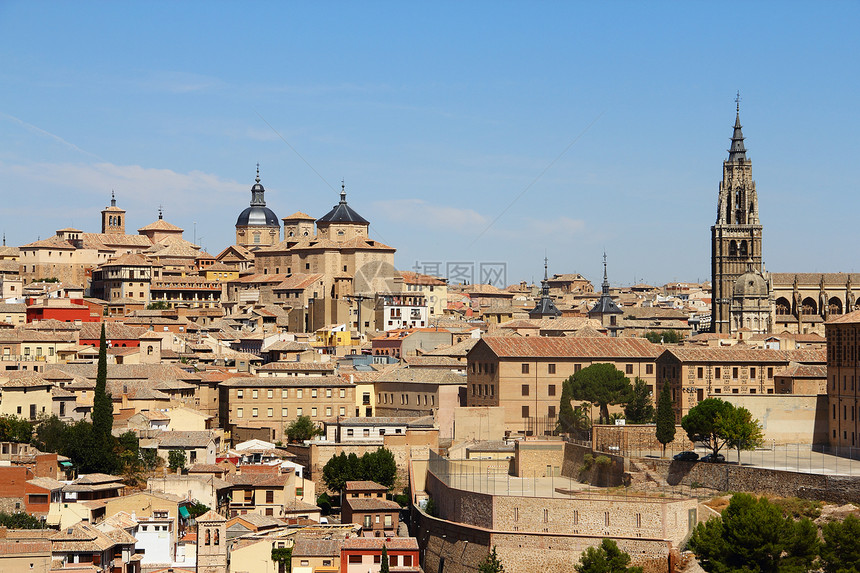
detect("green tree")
[285,415,323,443]
[147,301,169,310]
[558,381,590,437]
[720,406,764,463]
[655,382,676,457]
[186,501,210,519]
[32,414,66,453]
[478,546,505,573]
[141,448,160,471]
[575,539,643,573]
[168,449,187,472]
[821,514,860,573]
[623,378,654,423]
[380,545,390,573]
[0,511,50,529]
[322,452,359,493]
[361,447,397,489]
[687,493,819,573]
[91,323,117,473]
[0,416,34,443]
[564,363,633,424]
[681,398,735,457]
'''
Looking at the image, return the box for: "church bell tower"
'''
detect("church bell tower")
[711,95,763,333]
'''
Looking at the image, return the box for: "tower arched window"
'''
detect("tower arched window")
[729,241,738,257]
[205,529,211,545]
[739,241,748,257]
[214,530,220,545]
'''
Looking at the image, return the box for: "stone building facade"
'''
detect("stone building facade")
[466,336,660,436]
[825,310,860,450]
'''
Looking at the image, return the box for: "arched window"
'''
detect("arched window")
[775,297,791,315]
[739,241,748,257]
[253,233,261,244]
[828,297,843,315]
[729,241,738,257]
[147,345,154,355]
[214,529,220,545]
[801,297,817,315]
[205,529,211,545]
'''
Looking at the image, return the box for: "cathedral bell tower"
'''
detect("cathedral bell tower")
[711,95,763,334]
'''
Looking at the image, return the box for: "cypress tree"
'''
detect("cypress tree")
[91,323,115,472]
[655,381,676,458]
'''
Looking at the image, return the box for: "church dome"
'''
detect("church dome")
[733,270,768,298]
[317,185,369,225]
[236,168,279,228]
[236,205,279,227]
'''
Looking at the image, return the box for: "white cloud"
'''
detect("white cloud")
[371,198,489,231]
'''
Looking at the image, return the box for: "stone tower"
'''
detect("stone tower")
[711,98,763,334]
[101,192,126,235]
[196,509,227,573]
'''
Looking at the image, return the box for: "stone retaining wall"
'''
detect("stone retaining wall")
[641,457,860,503]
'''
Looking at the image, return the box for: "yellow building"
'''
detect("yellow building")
[205,263,240,282]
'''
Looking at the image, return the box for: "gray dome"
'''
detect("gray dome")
[236,169,279,228]
[236,206,279,227]
[733,270,768,297]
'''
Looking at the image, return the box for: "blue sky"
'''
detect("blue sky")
[1,2,858,288]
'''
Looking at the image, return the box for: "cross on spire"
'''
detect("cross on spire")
[255,163,260,183]
[735,90,741,113]
[340,179,347,203]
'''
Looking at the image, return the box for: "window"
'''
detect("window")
[297,389,303,399]
[340,407,346,415]
[282,408,288,417]
[522,363,529,374]
[384,514,392,527]
[312,389,318,398]
[349,555,362,564]
[339,389,346,398]
[266,490,274,504]
[522,384,529,396]
[626,364,633,374]
[548,384,556,396]
[326,388,332,398]
[296,408,302,416]
[326,406,332,416]
[282,389,288,398]
[646,364,654,375]
[522,406,529,418]
[732,367,738,379]
[548,405,556,418]
[237,408,243,418]
[267,389,273,399]
[347,429,354,437]
[364,515,372,528]
[767,367,774,378]
[252,408,258,417]
[574,364,582,373]
[715,367,721,378]
[697,367,703,379]
[548,364,556,374]
[252,389,259,399]
[296,487,303,496]
[267,408,273,417]
[311,407,317,417]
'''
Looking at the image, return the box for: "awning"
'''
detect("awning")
[59,461,73,468]
[179,506,191,519]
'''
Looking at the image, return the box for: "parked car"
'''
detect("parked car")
[673,451,699,462]
[702,453,725,463]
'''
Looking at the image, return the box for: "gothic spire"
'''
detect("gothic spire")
[602,252,610,295]
[728,92,747,162]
